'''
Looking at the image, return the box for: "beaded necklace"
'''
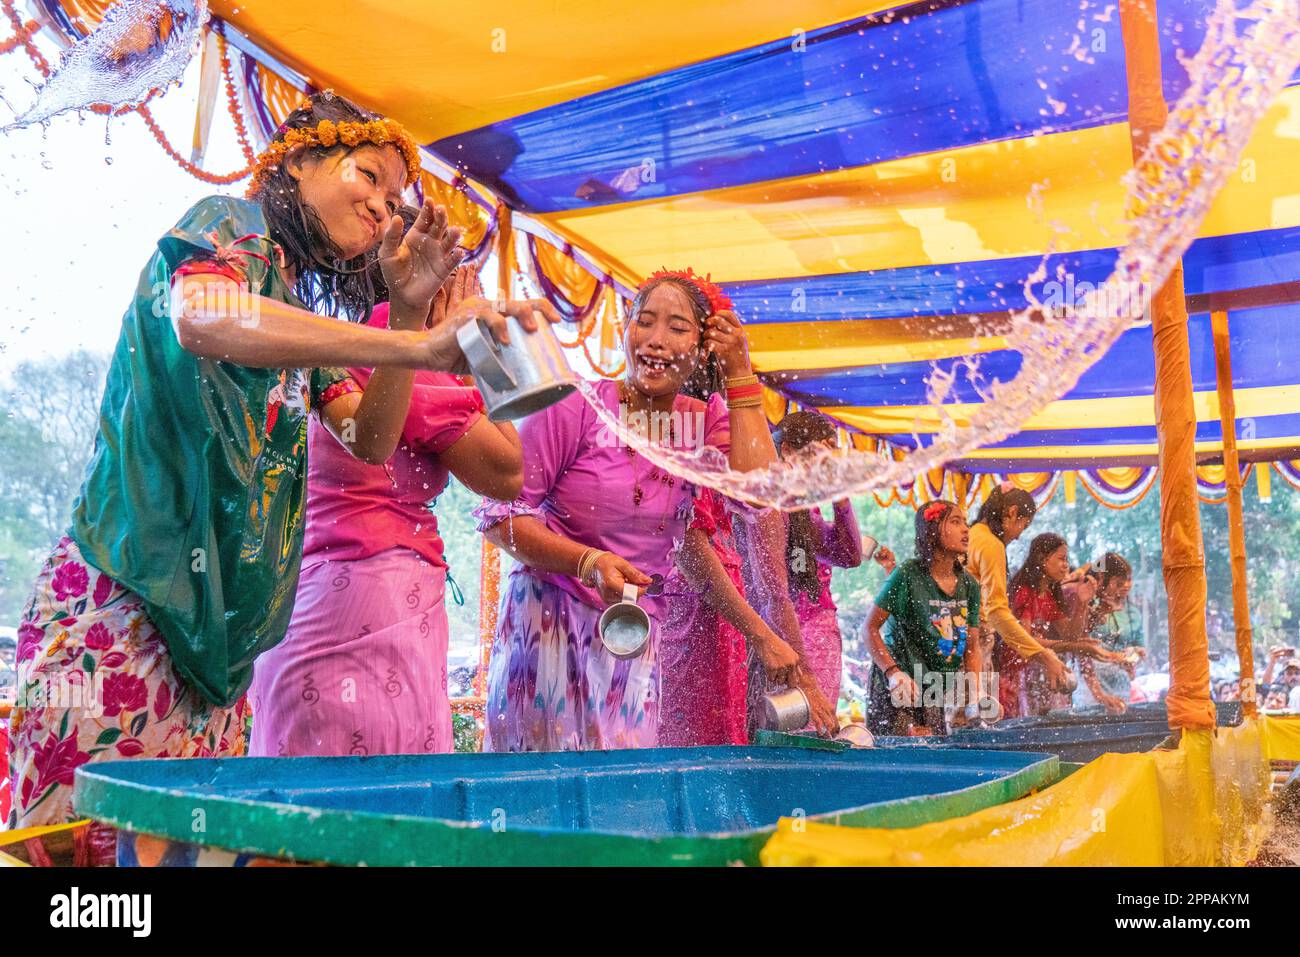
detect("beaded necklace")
[618,381,680,534]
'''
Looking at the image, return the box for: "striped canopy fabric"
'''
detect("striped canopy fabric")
[38,0,1300,473]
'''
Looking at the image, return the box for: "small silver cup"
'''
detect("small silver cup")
[597,583,651,660]
[762,686,811,732]
[834,723,875,748]
[455,311,579,421]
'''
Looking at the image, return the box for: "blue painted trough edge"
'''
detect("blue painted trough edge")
[74,746,1059,867]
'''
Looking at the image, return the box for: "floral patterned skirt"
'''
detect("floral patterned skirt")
[6,536,247,829]
[484,569,659,752]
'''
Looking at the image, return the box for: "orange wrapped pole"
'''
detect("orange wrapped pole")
[473,206,514,700]
[1120,0,1215,731]
[1211,310,1257,717]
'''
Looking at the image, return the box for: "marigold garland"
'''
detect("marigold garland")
[244,103,422,199]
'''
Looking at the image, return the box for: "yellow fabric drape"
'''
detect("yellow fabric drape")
[419,171,494,257]
[761,722,1269,866]
[252,61,306,128]
[530,235,602,311]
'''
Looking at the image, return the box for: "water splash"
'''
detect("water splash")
[2,0,207,131]
[579,0,1300,511]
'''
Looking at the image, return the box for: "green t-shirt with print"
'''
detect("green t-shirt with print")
[70,195,352,707]
[876,558,982,677]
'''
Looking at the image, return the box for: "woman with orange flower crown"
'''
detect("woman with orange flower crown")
[7,90,559,840]
[476,269,810,751]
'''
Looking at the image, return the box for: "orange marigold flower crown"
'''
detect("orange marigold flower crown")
[643,267,734,314]
[244,93,422,200]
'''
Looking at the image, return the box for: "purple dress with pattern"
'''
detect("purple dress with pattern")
[788,501,862,706]
[475,379,729,752]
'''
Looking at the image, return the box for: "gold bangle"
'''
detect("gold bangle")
[724,373,759,388]
[576,547,596,582]
[577,548,605,586]
[727,397,763,410]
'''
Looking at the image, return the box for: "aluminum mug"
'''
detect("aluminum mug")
[455,311,579,421]
[597,583,651,660]
[762,686,811,732]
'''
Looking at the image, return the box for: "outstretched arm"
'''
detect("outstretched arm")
[676,529,797,680]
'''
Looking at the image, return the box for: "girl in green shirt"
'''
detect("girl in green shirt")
[863,500,983,735]
[8,91,557,838]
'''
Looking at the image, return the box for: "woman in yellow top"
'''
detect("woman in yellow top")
[965,484,1070,701]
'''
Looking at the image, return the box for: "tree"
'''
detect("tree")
[0,351,109,624]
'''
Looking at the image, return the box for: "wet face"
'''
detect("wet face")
[1101,575,1131,609]
[624,283,703,399]
[780,437,836,463]
[1043,544,1070,583]
[939,507,969,554]
[287,143,406,261]
[1004,505,1033,543]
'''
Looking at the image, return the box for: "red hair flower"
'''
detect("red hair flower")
[644,267,734,314]
[922,501,949,523]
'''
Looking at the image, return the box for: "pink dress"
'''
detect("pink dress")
[658,489,750,747]
[789,501,862,706]
[248,303,484,757]
[475,379,729,752]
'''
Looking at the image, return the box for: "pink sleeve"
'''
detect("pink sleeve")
[347,302,486,455]
[810,499,863,568]
[402,384,484,455]
[703,392,731,453]
[690,488,724,536]
[473,391,585,530]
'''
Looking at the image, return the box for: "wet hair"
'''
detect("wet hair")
[973,484,1037,540]
[632,275,723,399]
[1095,552,1132,588]
[773,411,840,600]
[365,204,421,303]
[914,499,964,577]
[251,90,401,321]
[1009,532,1068,610]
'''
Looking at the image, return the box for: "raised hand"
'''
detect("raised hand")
[703,309,752,378]
[378,200,466,328]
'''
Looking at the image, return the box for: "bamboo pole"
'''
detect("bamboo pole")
[1119,0,1215,730]
[473,205,513,702]
[1210,309,1258,717]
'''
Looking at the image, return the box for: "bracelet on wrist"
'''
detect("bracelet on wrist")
[724,373,759,388]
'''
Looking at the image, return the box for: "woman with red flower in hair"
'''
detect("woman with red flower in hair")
[863,500,983,735]
[476,269,834,750]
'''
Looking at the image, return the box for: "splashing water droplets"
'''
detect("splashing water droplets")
[2,1,209,132]
[575,0,1300,511]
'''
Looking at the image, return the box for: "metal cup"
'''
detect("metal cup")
[860,535,878,562]
[963,695,1003,725]
[762,686,811,732]
[834,723,875,748]
[455,311,579,421]
[597,583,651,659]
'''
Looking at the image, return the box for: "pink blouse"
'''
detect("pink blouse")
[474,378,730,621]
[303,303,484,568]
